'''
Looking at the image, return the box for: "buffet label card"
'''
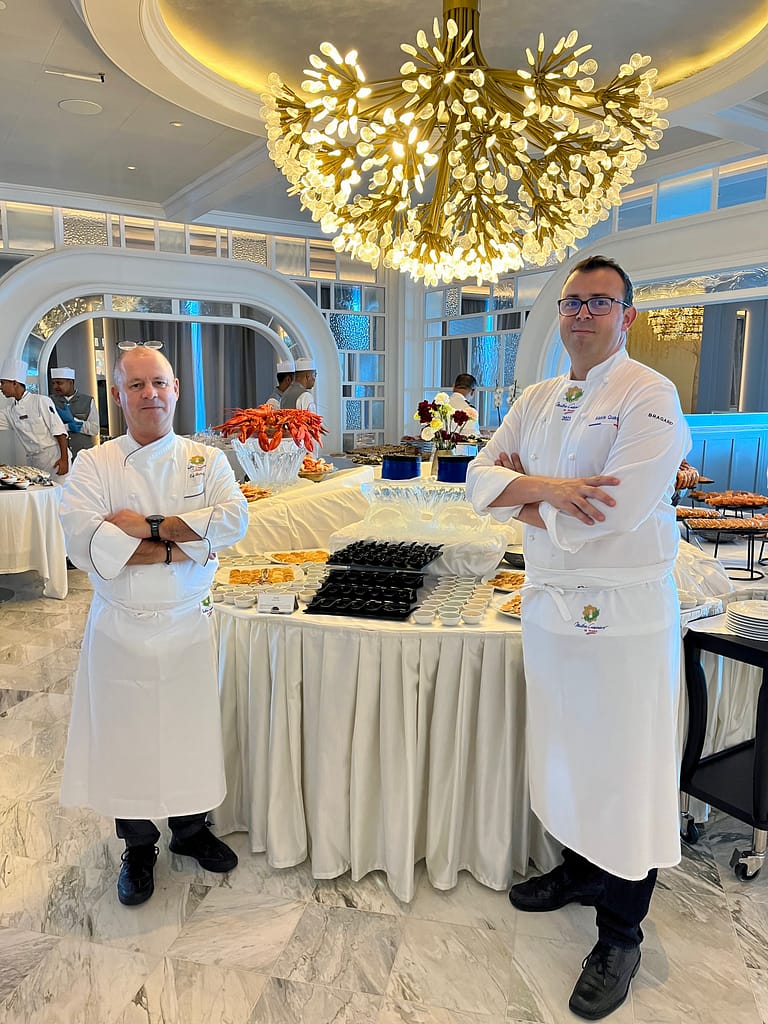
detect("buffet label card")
[257,593,297,615]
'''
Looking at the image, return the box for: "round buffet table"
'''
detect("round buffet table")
[0,485,67,599]
[212,601,556,902]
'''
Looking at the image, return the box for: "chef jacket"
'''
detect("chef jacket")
[0,390,67,457]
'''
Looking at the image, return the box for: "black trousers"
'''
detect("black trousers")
[115,812,208,848]
[563,847,657,949]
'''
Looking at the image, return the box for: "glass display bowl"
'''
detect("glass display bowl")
[232,436,306,490]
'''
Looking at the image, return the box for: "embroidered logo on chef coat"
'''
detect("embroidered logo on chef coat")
[556,385,585,422]
[201,594,213,617]
[574,603,608,636]
[185,456,206,497]
[564,386,584,403]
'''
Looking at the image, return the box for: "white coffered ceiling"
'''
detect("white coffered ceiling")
[0,0,766,230]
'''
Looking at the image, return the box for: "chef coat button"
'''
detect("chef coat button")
[528,533,535,541]
[531,454,538,461]
[568,453,575,460]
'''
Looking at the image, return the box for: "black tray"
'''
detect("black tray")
[328,541,442,571]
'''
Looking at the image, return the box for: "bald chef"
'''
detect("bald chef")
[0,357,69,481]
[50,367,100,458]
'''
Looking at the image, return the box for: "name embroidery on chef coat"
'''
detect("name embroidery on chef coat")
[556,384,585,422]
[586,413,619,429]
[186,455,206,497]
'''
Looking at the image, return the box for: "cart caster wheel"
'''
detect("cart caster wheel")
[735,862,762,882]
[682,820,701,845]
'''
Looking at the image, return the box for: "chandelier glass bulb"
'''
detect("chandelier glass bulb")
[260,0,668,286]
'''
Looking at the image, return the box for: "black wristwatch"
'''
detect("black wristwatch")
[146,514,165,541]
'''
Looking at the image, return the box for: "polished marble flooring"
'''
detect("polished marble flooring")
[1,566,767,1023]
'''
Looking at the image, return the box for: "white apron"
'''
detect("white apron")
[521,567,682,880]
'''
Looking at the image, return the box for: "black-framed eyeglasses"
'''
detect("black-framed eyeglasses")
[557,297,630,317]
[117,340,164,351]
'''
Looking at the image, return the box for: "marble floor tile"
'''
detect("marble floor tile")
[273,903,401,996]
[115,956,268,1024]
[511,898,597,948]
[378,997,504,1023]
[0,648,79,691]
[387,918,514,1018]
[728,895,768,970]
[0,689,37,715]
[0,797,114,866]
[167,890,305,973]
[0,925,60,1002]
[634,948,761,1024]
[0,718,43,754]
[250,977,382,1024]
[0,753,59,800]
[16,718,69,761]
[655,835,725,900]
[747,969,768,1023]
[405,870,518,933]
[644,886,750,962]
[0,691,71,723]
[0,936,158,1024]
[0,641,62,669]
[312,868,411,916]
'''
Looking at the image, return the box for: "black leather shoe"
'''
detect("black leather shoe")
[568,941,641,1020]
[509,862,603,912]
[169,825,238,873]
[117,844,158,906]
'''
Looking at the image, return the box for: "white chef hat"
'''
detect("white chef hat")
[50,367,76,380]
[294,357,316,372]
[276,360,295,374]
[0,358,28,384]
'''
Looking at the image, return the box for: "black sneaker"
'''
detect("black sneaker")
[169,824,238,873]
[568,941,641,1020]
[509,862,603,912]
[117,844,158,906]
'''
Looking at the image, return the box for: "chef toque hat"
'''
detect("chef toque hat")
[294,357,316,372]
[50,367,76,380]
[0,358,28,384]
[276,360,295,374]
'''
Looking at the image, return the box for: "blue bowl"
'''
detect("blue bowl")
[436,454,474,484]
[381,454,421,480]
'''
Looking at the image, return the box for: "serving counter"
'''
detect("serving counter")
[0,485,67,599]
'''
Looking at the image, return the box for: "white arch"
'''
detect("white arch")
[515,203,768,387]
[0,246,342,447]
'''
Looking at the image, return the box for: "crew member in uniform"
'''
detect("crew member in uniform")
[0,358,69,481]
[264,359,295,409]
[59,345,248,906]
[466,255,690,1020]
[280,357,317,413]
[50,367,100,458]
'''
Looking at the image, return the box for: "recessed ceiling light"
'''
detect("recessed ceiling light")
[45,67,105,84]
[58,99,103,115]
[0,3,7,10]
[127,165,137,170]
[169,121,184,128]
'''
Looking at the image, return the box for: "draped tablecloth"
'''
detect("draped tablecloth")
[212,604,557,902]
[0,486,67,599]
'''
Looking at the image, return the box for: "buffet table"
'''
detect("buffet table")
[212,602,557,902]
[0,485,67,599]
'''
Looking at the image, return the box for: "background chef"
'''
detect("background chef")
[50,366,100,457]
[466,255,690,1022]
[264,359,295,409]
[59,345,248,907]
[280,356,317,413]
[0,357,69,481]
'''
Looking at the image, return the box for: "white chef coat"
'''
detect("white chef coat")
[296,390,317,414]
[466,348,691,879]
[0,390,68,480]
[59,431,248,819]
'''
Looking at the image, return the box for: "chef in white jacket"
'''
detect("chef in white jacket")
[466,255,690,1022]
[59,345,248,907]
[0,358,69,481]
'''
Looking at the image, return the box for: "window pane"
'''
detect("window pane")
[461,285,490,313]
[111,295,173,314]
[345,400,362,430]
[124,217,155,251]
[657,171,712,222]
[357,354,384,382]
[158,221,186,253]
[189,226,218,257]
[111,217,122,247]
[329,313,370,350]
[364,286,384,312]
[449,316,484,336]
[425,290,443,319]
[618,194,653,231]
[6,202,54,251]
[334,284,361,311]
[62,209,108,246]
[470,335,500,386]
[492,280,516,310]
[718,165,768,209]
[180,300,233,317]
[503,333,521,384]
[372,317,385,350]
[308,239,335,278]
[516,271,553,307]
[338,248,375,282]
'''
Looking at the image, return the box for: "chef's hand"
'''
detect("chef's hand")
[105,509,153,538]
[547,475,620,524]
[54,456,69,476]
[495,452,525,473]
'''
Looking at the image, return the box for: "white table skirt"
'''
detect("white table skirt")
[0,486,67,599]
[213,605,557,902]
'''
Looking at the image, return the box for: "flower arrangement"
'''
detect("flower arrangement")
[413,392,479,450]
[214,405,326,451]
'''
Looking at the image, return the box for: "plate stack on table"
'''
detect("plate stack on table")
[725,599,768,640]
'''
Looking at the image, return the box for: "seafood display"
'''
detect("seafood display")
[215,406,326,452]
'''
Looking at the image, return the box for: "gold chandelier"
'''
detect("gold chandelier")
[647,306,704,343]
[261,0,668,286]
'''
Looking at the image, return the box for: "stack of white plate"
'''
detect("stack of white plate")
[725,599,768,640]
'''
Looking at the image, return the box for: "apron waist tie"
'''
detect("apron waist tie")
[522,568,672,624]
[521,581,572,621]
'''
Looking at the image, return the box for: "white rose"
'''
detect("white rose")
[434,392,450,405]
[421,426,436,441]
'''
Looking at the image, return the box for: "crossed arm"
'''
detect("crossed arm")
[104,510,200,565]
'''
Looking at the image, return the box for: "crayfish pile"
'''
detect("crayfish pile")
[214,406,326,452]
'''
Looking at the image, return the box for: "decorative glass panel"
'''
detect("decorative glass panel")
[445,287,460,317]
[189,226,218,257]
[309,239,336,278]
[364,286,384,312]
[470,335,499,386]
[718,164,768,209]
[357,353,384,382]
[239,305,273,325]
[427,320,442,338]
[342,385,353,398]
[220,232,229,259]
[33,305,67,339]
[449,316,484,336]
[338,249,375,282]
[22,334,45,375]
[232,232,268,264]
[657,171,712,222]
[492,280,516,310]
[294,281,318,304]
[618,193,653,231]
[634,266,768,302]
[320,284,332,309]
[158,221,186,253]
[329,313,370,350]
[425,290,443,319]
[343,432,356,451]
[345,400,362,430]
[354,385,376,397]
[110,295,173,314]
[180,300,233,317]
[111,217,122,247]
[461,285,490,313]
[371,317,385,350]
[369,400,385,429]
[123,217,156,250]
[580,216,613,245]
[63,295,104,318]
[6,203,54,251]
[62,209,108,247]
[503,333,521,383]
[497,311,521,331]
[516,271,553,307]
[334,284,361,311]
